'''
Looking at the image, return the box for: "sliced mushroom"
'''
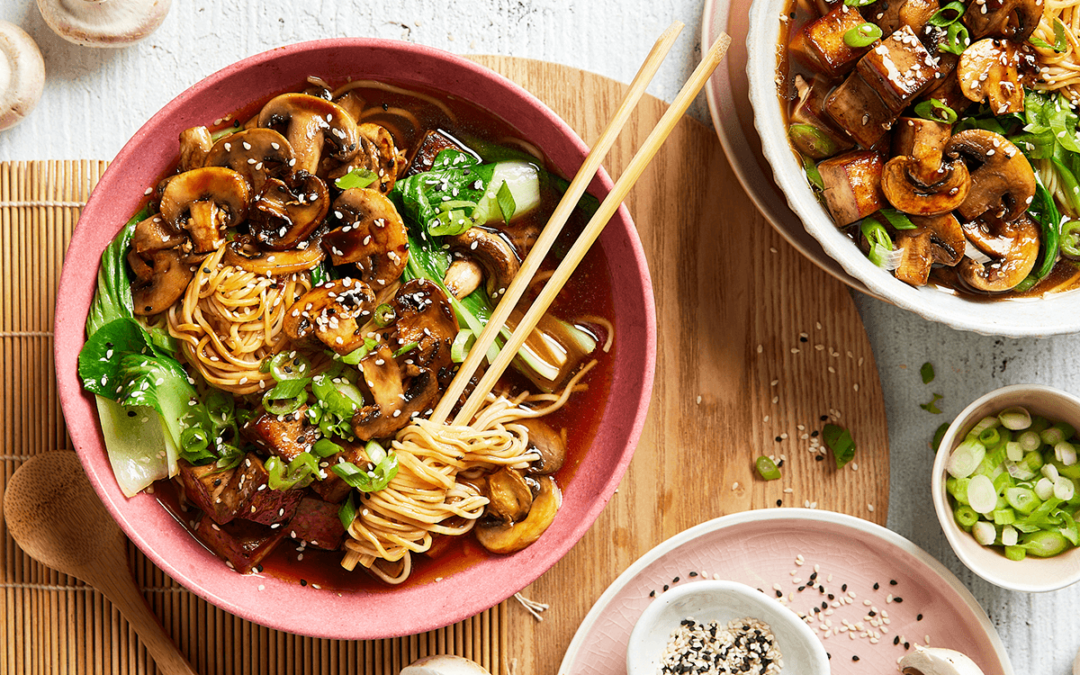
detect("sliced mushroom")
[203,128,295,195]
[130,249,193,315]
[130,214,187,256]
[519,419,567,475]
[475,475,561,555]
[482,468,533,523]
[881,155,970,216]
[447,228,520,298]
[283,277,376,353]
[223,235,325,275]
[957,39,1031,114]
[248,174,329,251]
[945,129,1036,222]
[36,0,172,47]
[159,167,251,253]
[964,0,1042,42]
[258,93,360,175]
[352,343,439,440]
[0,21,45,131]
[390,279,460,381]
[327,123,405,194]
[322,188,409,290]
[894,213,966,286]
[957,213,1040,292]
[333,90,366,123]
[178,126,213,173]
[443,258,484,299]
[899,645,986,675]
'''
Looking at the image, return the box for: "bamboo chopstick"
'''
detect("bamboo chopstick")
[427,20,685,425]
[453,32,733,425]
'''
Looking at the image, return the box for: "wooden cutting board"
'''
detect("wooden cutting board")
[466,57,890,674]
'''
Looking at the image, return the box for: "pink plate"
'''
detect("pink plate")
[54,39,656,639]
[558,510,1013,675]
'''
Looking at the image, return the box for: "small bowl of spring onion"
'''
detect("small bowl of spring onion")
[932,384,1080,592]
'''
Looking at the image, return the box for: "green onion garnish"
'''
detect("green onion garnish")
[803,155,824,190]
[880,208,918,230]
[860,219,894,268]
[920,393,944,414]
[932,422,950,452]
[1061,220,1080,259]
[844,22,883,48]
[335,167,379,191]
[374,303,396,328]
[789,123,840,159]
[451,329,475,363]
[313,438,344,458]
[338,493,359,529]
[913,99,958,125]
[843,0,877,7]
[755,455,782,481]
[393,341,419,358]
[822,423,856,469]
[928,1,966,26]
[920,362,935,384]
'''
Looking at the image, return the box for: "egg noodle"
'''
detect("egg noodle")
[1033,0,1080,101]
[166,246,318,395]
[341,360,595,584]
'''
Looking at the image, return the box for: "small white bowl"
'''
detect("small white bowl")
[625,580,829,675]
[745,0,1080,337]
[933,384,1080,592]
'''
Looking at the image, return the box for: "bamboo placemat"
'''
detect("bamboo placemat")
[0,160,510,675]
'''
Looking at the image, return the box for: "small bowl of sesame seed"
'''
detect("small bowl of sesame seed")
[626,579,829,675]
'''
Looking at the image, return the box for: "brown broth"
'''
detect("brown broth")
[151,79,618,591]
[776,0,1080,298]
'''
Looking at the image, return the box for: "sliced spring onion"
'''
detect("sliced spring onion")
[1004,544,1027,560]
[860,219,897,269]
[393,341,419,358]
[1056,441,1078,466]
[366,440,388,464]
[972,520,997,545]
[967,474,998,514]
[313,438,343,458]
[1054,476,1076,501]
[755,455,782,481]
[947,476,971,505]
[978,427,1001,448]
[1006,441,1024,463]
[928,1,966,26]
[843,0,877,7]
[993,508,1016,526]
[341,337,378,365]
[920,393,944,414]
[1043,462,1061,482]
[932,422,950,452]
[948,438,987,478]
[969,415,1001,438]
[1061,220,1080,260]
[802,155,824,190]
[1021,530,1070,557]
[1019,430,1042,452]
[913,98,958,124]
[998,406,1032,430]
[1002,524,1019,546]
[939,22,970,55]
[335,167,379,190]
[1035,476,1056,501]
[374,303,396,327]
[1041,425,1066,446]
[920,362,935,384]
[954,504,979,529]
[879,208,918,231]
[451,329,475,363]
[843,22,882,47]
[1005,486,1041,514]
[263,392,307,416]
[788,124,840,159]
[338,493,358,530]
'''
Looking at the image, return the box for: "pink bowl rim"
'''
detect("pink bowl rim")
[54,38,656,639]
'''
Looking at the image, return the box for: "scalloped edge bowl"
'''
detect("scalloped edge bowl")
[746,1,1080,337]
[54,39,656,639]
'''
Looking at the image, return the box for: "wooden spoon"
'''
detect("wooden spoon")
[4,451,197,675]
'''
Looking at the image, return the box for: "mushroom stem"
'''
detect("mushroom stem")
[36,0,173,48]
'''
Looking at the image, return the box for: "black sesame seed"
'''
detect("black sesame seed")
[815,455,824,461]
[127,410,137,417]
[821,601,827,610]
[775,436,782,442]
[776,499,783,507]
[894,636,900,645]
[827,653,832,660]
[663,585,669,591]
[811,430,819,437]
[841,584,848,592]
[689,572,698,577]
[649,590,656,597]
[800,336,808,342]
[798,585,806,592]
[890,579,898,586]
[673,576,681,583]
[852,655,860,662]
[300,579,307,586]
[809,572,818,581]
[820,415,829,421]
[818,585,825,593]
[904,642,911,650]
[894,596,904,603]
[868,611,876,617]
[917,613,923,621]
[873,582,880,590]
[828,594,835,600]
[776,590,783,598]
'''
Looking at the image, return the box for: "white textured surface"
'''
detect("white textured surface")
[1,0,1077,671]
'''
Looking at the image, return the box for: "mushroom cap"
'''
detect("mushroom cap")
[323,188,409,290]
[352,343,439,440]
[447,228,521,298]
[475,475,561,555]
[519,418,567,475]
[945,129,1035,222]
[282,277,376,354]
[258,93,359,175]
[481,468,533,523]
[963,0,1042,42]
[36,0,173,48]
[899,645,985,675]
[160,167,251,253]
[130,248,193,315]
[957,213,1040,292]
[248,174,329,251]
[391,278,459,381]
[881,155,971,216]
[957,39,1032,114]
[204,128,295,194]
[0,21,45,132]
[223,235,325,276]
[400,655,491,675]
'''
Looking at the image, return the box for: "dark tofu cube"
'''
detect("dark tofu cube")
[311,441,367,504]
[406,129,477,177]
[242,408,317,462]
[195,515,286,574]
[790,6,873,79]
[857,26,939,113]
[792,75,856,156]
[916,64,972,116]
[862,0,939,36]
[289,497,347,550]
[825,73,896,148]
[231,453,304,526]
[177,460,239,525]
[818,150,887,226]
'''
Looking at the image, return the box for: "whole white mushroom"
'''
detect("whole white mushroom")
[400,655,492,675]
[899,646,986,675]
[36,0,172,48]
[0,21,45,131]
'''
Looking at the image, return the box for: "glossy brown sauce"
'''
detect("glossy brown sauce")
[153,79,618,591]
[776,0,1080,299]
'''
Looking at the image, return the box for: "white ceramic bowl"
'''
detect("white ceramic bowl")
[745,1,1080,337]
[625,580,829,675]
[932,384,1080,592]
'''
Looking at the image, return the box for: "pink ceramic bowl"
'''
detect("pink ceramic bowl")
[54,39,656,639]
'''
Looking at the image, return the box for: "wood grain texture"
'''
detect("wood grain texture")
[466,57,889,674]
[0,58,888,675]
